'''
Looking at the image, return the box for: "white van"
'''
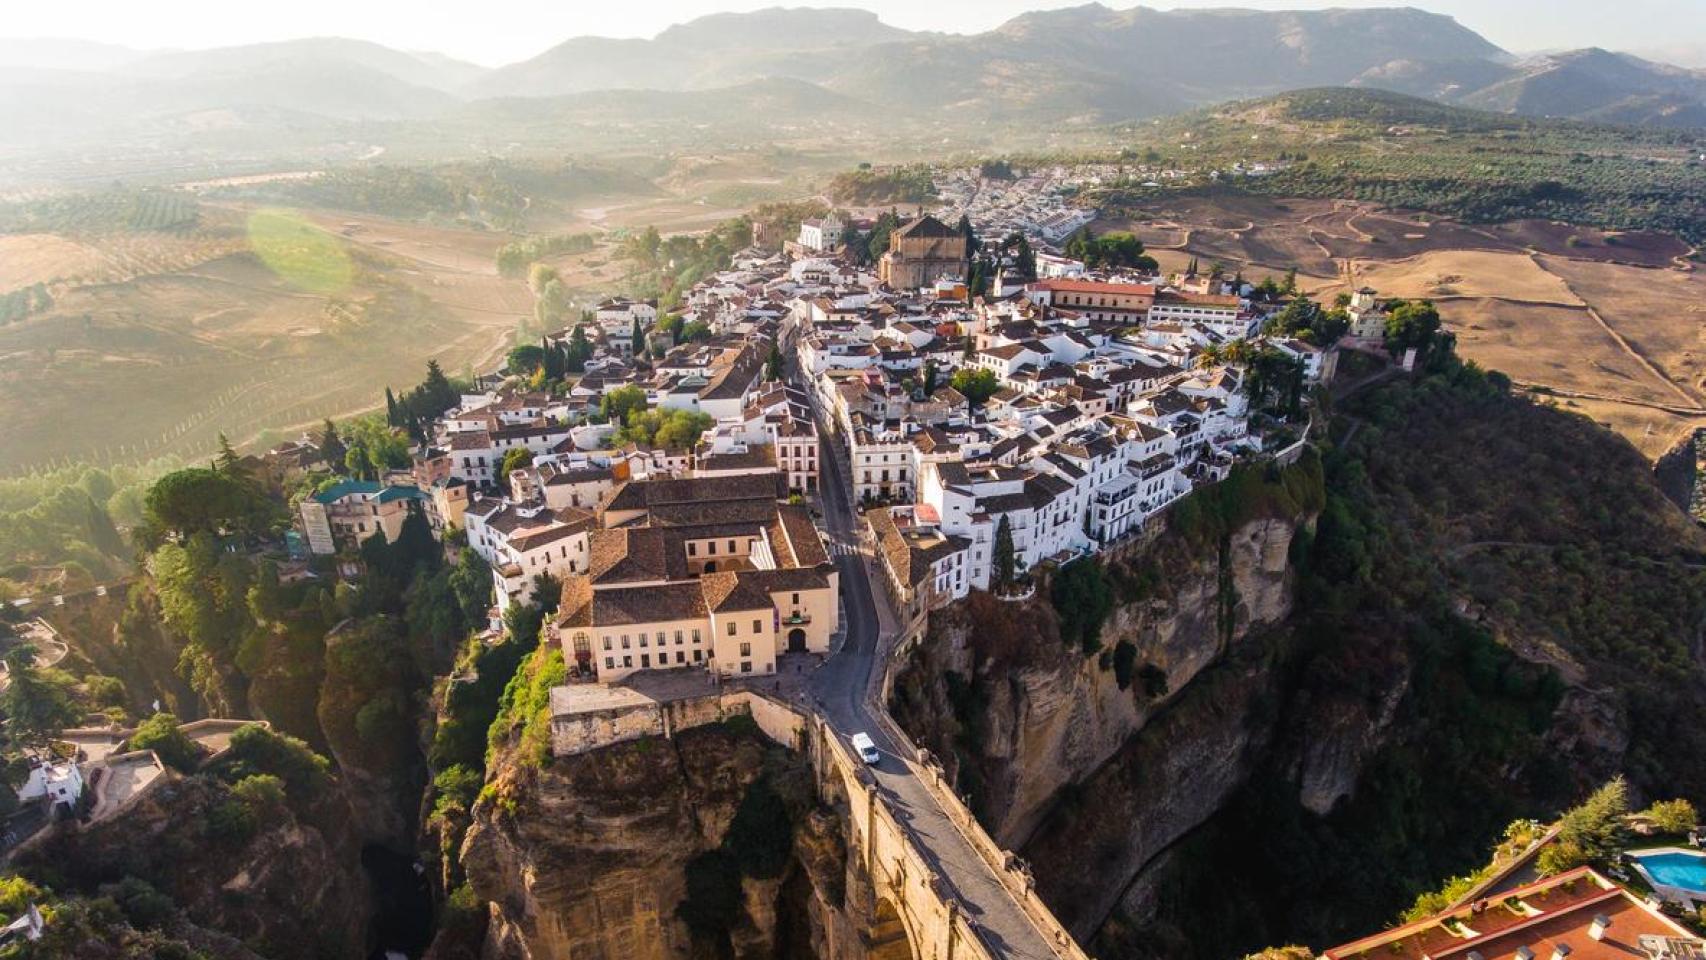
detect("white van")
[851,732,880,765]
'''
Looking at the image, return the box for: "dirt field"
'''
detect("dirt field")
[1536,256,1706,405]
[0,234,105,291]
[1122,194,1705,459]
[1344,250,1583,305]
[1438,300,1677,405]
[0,212,552,475]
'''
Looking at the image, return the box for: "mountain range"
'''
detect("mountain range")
[1,4,1704,160]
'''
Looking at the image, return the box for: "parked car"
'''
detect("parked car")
[851,732,880,765]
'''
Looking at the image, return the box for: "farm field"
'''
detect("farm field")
[0,207,563,475]
[1119,194,1706,458]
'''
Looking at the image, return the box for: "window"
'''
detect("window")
[740,662,752,673]
[623,656,632,668]
[727,540,736,553]
[692,629,701,643]
[688,542,697,556]
[752,619,762,633]
[739,642,751,657]
[791,593,800,605]
[674,630,683,645]
[603,637,612,651]
[676,652,686,664]
[605,657,614,669]
[639,634,648,647]
[641,654,650,668]
[728,622,737,636]
[708,541,716,555]
[621,635,630,649]
[693,650,704,662]
[656,631,666,645]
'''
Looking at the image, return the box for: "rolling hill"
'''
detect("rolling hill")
[3,5,1705,182]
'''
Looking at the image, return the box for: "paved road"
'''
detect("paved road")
[803,385,1062,960]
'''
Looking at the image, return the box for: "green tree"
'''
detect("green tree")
[498,448,534,488]
[142,467,272,542]
[600,385,648,424]
[949,368,1001,407]
[1538,776,1631,874]
[319,419,347,473]
[449,548,494,626]
[231,772,287,812]
[507,344,547,376]
[128,712,200,772]
[765,344,784,382]
[992,516,1016,590]
[1643,798,1698,835]
[631,316,645,358]
[565,326,593,373]
[0,644,79,748]
[1385,300,1444,363]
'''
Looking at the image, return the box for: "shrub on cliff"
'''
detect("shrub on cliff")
[1052,558,1113,654]
[488,642,565,767]
[126,713,199,773]
[218,723,330,802]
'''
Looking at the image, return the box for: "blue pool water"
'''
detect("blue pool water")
[1635,851,1706,894]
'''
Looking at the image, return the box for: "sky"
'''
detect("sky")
[3,0,1704,68]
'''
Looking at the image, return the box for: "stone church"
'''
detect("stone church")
[878,214,969,290]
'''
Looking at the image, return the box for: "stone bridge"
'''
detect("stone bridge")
[550,682,1089,960]
[803,709,1089,960]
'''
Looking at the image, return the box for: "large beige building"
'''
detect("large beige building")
[878,215,969,291]
[553,474,838,682]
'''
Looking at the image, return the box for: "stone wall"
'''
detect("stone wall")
[550,688,807,756]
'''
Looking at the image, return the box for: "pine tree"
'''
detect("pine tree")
[423,360,456,417]
[957,213,977,257]
[215,433,243,476]
[319,420,347,473]
[765,344,784,381]
[384,387,399,427]
[631,317,645,358]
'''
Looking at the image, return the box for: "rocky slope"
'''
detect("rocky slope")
[896,363,1706,959]
[891,512,1303,846]
[460,721,867,960]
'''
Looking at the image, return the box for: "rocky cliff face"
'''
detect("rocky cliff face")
[892,515,1303,847]
[18,775,374,960]
[461,722,865,960]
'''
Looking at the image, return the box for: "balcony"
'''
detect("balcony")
[1095,478,1139,507]
[781,613,812,626]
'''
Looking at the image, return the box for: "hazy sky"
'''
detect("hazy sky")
[5,0,1704,67]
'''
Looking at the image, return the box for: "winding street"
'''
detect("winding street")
[801,378,1065,960]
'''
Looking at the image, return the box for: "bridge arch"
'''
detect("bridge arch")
[867,895,920,960]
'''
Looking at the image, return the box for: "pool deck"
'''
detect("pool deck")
[1627,845,1706,908]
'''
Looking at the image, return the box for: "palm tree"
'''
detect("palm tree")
[1195,345,1223,369]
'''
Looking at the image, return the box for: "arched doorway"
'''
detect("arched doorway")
[703,560,718,573]
[787,628,807,653]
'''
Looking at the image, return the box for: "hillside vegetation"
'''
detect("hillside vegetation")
[1103,355,1706,958]
[1087,88,1706,243]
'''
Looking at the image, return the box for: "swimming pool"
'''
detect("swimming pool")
[1632,849,1706,896]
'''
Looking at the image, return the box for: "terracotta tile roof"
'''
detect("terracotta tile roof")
[700,572,774,613]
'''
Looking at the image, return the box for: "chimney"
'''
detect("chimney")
[1589,914,1611,941]
[1552,945,1572,960]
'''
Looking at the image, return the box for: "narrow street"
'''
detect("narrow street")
[801,374,1064,960]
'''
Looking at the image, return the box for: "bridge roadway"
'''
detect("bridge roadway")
[804,397,1064,960]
